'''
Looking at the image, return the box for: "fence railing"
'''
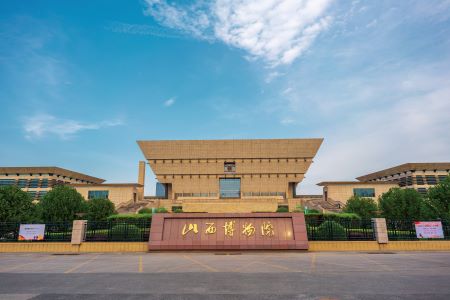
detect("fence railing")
[85,220,151,242]
[306,218,375,241]
[386,220,450,240]
[0,222,72,242]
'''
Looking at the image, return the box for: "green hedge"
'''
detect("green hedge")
[315,220,347,240]
[107,213,152,221]
[138,208,152,214]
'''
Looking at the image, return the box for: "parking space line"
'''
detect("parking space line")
[182,255,218,272]
[256,261,299,272]
[156,263,196,273]
[138,256,143,273]
[0,255,55,273]
[64,254,100,274]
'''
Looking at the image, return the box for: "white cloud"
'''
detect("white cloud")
[23,114,123,140]
[164,97,176,107]
[143,0,334,66]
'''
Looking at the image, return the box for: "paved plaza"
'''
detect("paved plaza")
[1,251,450,299]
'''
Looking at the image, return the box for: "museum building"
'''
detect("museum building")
[135,138,323,213]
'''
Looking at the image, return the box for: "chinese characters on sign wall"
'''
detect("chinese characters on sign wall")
[181,221,275,237]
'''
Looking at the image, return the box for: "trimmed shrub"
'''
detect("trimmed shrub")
[343,196,378,219]
[173,208,183,213]
[107,213,152,221]
[110,224,141,241]
[305,212,361,223]
[86,198,115,221]
[154,207,168,213]
[276,206,289,212]
[315,220,347,240]
[138,208,153,214]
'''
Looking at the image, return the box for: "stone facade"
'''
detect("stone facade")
[71,183,143,207]
[137,138,323,212]
[317,181,398,205]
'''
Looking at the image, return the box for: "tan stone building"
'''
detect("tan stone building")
[317,181,398,207]
[356,163,450,195]
[0,167,104,200]
[135,138,323,213]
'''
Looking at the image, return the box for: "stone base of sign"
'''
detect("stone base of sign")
[148,213,308,250]
[71,220,87,245]
[371,218,388,244]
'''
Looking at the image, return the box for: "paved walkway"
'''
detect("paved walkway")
[1,252,450,299]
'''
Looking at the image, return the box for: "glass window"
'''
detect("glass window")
[417,188,427,194]
[40,179,48,188]
[18,179,28,188]
[220,178,240,198]
[353,188,375,197]
[438,175,449,182]
[29,179,39,188]
[156,182,168,198]
[0,179,16,186]
[415,175,424,185]
[27,191,37,198]
[88,190,109,199]
[425,175,437,185]
[38,191,47,199]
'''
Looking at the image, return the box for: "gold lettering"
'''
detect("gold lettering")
[261,221,275,237]
[205,222,217,234]
[223,221,235,237]
[242,222,256,237]
[182,223,198,236]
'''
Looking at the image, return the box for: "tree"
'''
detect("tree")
[426,175,450,221]
[86,198,115,221]
[379,188,435,220]
[0,186,40,222]
[39,185,87,222]
[343,196,378,219]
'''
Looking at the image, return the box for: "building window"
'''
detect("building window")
[0,179,16,186]
[219,178,240,198]
[425,175,437,185]
[18,179,28,188]
[156,182,168,198]
[417,188,427,195]
[438,175,449,182]
[353,188,375,197]
[224,162,236,174]
[29,179,39,188]
[88,190,109,199]
[40,179,48,188]
[415,175,424,185]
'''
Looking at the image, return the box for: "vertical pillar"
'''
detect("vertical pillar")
[371,218,389,244]
[71,220,87,245]
[137,161,146,201]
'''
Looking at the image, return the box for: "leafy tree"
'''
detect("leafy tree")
[39,185,87,222]
[379,188,435,220]
[0,186,41,222]
[86,198,115,221]
[276,206,289,212]
[426,175,450,221]
[343,196,378,219]
[154,207,168,213]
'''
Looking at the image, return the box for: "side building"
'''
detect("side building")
[0,167,104,200]
[136,138,323,213]
[356,162,450,195]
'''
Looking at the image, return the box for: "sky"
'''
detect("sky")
[1,0,450,195]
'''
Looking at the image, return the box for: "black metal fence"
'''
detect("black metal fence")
[85,220,151,242]
[0,222,72,242]
[306,218,375,241]
[386,220,450,240]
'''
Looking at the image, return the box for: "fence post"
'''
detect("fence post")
[371,218,389,244]
[71,220,87,245]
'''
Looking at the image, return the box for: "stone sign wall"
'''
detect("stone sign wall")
[148,213,308,250]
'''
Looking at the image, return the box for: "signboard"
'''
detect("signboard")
[18,224,45,241]
[414,221,444,239]
[149,213,308,250]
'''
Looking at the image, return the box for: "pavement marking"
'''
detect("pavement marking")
[138,256,143,273]
[311,253,316,272]
[357,254,393,271]
[64,254,100,274]
[182,255,219,272]
[0,255,55,273]
[156,263,196,273]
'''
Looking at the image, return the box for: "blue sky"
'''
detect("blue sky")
[1,0,450,194]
